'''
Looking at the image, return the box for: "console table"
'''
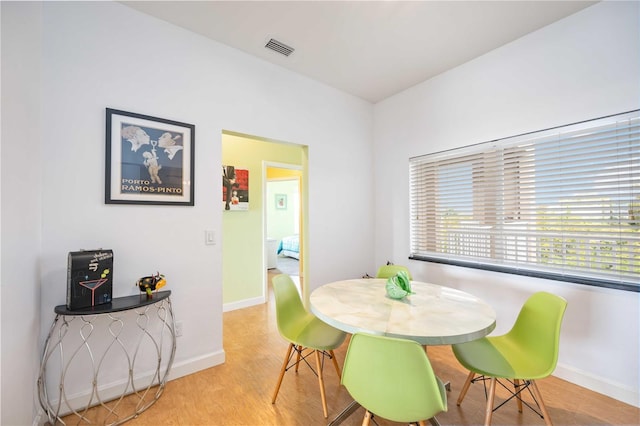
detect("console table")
[38,290,176,425]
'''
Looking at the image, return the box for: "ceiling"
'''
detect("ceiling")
[123,1,598,103]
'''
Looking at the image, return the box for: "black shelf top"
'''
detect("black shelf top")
[55,290,172,316]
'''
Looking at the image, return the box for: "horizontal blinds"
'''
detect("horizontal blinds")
[410,110,639,289]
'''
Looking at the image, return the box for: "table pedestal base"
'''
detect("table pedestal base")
[328,400,361,426]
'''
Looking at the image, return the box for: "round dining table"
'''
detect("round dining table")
[310,278,496,346]
[309,278,497,426]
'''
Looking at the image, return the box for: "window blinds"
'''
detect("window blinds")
[409,110,640,292]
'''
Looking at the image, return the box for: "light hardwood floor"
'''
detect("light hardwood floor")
[68,273,639,425]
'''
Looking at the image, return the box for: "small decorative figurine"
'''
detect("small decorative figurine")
[385,270,414,299]
[136,272,166,298]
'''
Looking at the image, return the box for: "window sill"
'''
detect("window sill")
[409,255,639,293]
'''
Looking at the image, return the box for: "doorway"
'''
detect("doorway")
[222,131,307,311]
[265,164,302,295]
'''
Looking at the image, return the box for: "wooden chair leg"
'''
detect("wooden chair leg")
[457,370,475,405]
[315,349,329,418]
[530,380,553,426]
[272,343,294,403]
[362,410,372,426]
[329,349,342,378]
[514,379,523,413]
[484,377,497,426]
[418,421,427,426]
[295,345,303,372]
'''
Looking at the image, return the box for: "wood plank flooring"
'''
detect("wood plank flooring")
[67,274,639,425]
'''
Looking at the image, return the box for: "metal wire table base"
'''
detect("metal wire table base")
[38,291,176,426]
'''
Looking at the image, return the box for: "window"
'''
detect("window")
[409,110,640,292]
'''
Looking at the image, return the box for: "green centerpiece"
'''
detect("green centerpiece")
[385,270,414,299]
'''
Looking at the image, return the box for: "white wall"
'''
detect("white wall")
[4,1,638,422]
[373,1,640,406]
[1,2,43,424]
[0,1,374,422]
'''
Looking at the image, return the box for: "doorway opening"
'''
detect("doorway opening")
[222,130,307,312]
[265,164,303,296]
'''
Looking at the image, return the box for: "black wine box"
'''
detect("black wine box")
[66,249,113,310]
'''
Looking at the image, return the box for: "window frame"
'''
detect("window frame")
[409,110,640,293]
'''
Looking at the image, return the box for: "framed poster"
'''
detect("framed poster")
[223,165,249,211]
[275,194,287,210]
[105,108,195,206]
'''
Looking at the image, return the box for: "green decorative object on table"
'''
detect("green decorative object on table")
[385,270,414,299]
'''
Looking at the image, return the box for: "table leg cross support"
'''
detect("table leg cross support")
[327,400,361,426]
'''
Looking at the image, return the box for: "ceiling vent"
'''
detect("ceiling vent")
[265,38,295,57]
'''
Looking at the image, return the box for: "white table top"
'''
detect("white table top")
[310,279,496,346]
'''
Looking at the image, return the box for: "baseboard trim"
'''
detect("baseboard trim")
[168,349,225,381]
[35,350,226,423]
[223,296,265,312]
[555,362,639,408]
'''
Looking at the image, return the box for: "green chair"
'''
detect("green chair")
[375,264,413,280]
[341,333,447,426]
[452,291,567,426]
[271,274,346,418]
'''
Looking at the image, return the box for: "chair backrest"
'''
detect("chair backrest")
[341,333,447,423]
[506,291,568,377]
[375,264,413,280]
[272,274,311,341]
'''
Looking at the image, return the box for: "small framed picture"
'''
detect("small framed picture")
[105,108,195,206]
[275,194,287,210]
[223,165,249,211]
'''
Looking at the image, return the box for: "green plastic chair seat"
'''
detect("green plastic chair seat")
[375,264,413,280]
[271,274,346,418]
[273,276,345,350]
[452,291,567,426]
[342,333,447,425]
[453,291,567,380]
[287,313,346,350]
[453,334,550,380]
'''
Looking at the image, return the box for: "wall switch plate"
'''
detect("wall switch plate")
[205,230,216,245]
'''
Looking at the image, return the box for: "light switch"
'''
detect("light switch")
[205,230,216,245]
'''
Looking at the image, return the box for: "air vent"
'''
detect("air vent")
[265,38,295,57]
